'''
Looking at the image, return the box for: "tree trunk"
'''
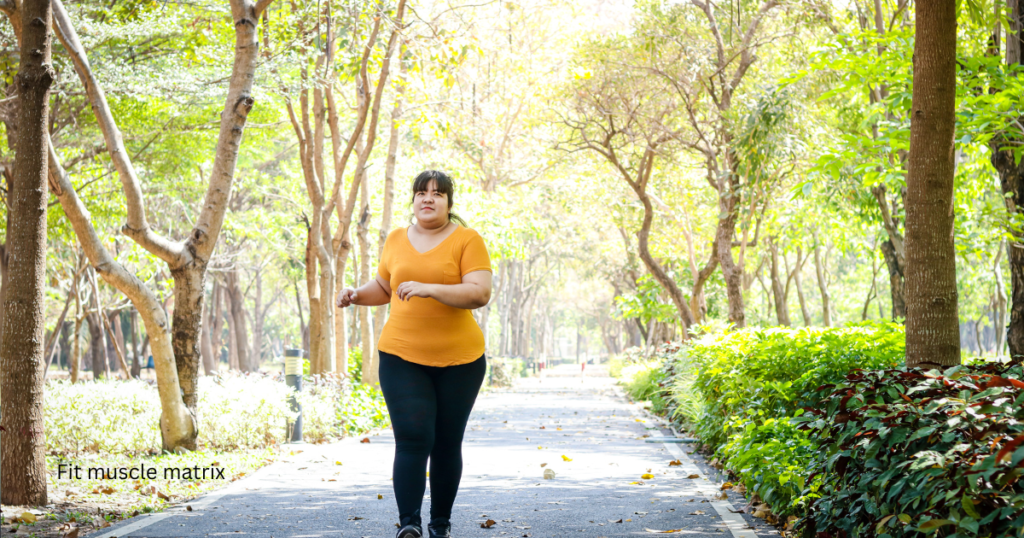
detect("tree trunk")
[904,0,960,367]
[0,0,52,504]
[993,0,1024,360]
[794,246,812,326]
[130,308,142,378]
[200,294,215,376]
[812,230,832,326]
[250,268,263,371]
[226,269,251,372]
[225,285,239,370]
[373,62,403,352]
[210,281,224,369]
[358,176,376,385]
[994,240,1008,357]
[768,237,791,326]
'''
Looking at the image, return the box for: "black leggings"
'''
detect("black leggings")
[377,350,487,527]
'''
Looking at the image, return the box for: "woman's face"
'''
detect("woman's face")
[413,179,450,228]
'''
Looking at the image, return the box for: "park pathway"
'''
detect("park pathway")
[93,365,780,538]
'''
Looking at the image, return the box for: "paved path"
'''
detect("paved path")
[94,369,780,538]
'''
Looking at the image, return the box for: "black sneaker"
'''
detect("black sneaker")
[428,517,452,538]
[397,523,423,538]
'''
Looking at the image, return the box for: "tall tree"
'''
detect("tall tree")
[904,0,960,366]
[42,0,277,450]
[0,0,54,505]
[992,0,1024,359]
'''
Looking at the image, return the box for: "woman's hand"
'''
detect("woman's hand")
[395,281,434,301]
[336,287,358,308]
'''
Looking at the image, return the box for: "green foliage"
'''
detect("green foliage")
[796,364,1024,538]
[336,384,391,436]
[688,321,905,448]
[43,372,389,456]
[347,347,363,383]
[621,360,667,407]
[718,413,822,517]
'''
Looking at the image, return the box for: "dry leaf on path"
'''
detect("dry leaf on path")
[377,494,383,499]
[63,526,80,538]
[721,482,734,490]
[360,438,370,443]
[645,528,684,533]
[690,511,706,515]
[716,491,729,500]
[668,460,682,466]
[686,474,700,479]
[540,463,547,467]
[609,519,623,523]
[561,455,572,461]
[543,468,556,479]
[481,519,497,528]
[641,473,654,480]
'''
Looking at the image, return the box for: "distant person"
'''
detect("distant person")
[337,170,492,538]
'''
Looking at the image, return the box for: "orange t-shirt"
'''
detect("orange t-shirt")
[376,224,492,367]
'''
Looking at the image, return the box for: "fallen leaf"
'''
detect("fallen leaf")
[561,455,573,462]
[543,468,556,479]
[539,426,546,429]
[609,519,623,523]
[686,474,700,479]
[630,481,644,485]
[668,460,682,466]
[360,438,370,443]
[20,512,37,524]
[645,528,684,533]
[378,494,383,499]
[63,526,80,538]
[540,463,547,467]
[156,490,171,500]
[716,491,729,500]
[335,461,343,465]
[210,461,220,466]
[690,511,706,515]
[348,516,364,520]
[186,505,193,512]
[721,482,734,490]
[641,473,655,480]
[481,519,497,528]
[97,520,111,529]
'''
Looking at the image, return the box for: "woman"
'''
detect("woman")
[336,170,492,538]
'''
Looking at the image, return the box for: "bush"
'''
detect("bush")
[718,412,821,517]
[796,363,1024,538]
[657,322,903,519]
[688,321,905,449]
[44,370,389,456]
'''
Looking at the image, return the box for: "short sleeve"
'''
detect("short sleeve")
[460,231,492,276]
[377,234,392,281]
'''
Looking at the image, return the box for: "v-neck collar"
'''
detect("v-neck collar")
[404,223,460,255]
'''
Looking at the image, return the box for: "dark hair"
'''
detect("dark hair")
[411,170,468,226]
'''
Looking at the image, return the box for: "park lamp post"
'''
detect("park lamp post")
[284,348,304,444]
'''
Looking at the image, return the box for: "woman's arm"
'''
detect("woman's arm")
[336,275,392,308]
[394,270,492,310]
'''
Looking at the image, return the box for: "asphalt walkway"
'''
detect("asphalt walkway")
[92,366,781,538]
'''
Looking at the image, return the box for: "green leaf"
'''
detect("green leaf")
[918,519,954,532]
[898,514,912,524]
[962,493,980,519]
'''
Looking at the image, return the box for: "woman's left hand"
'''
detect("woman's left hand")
[395,281,434,301]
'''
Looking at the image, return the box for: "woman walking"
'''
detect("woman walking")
[336,170,492,538]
